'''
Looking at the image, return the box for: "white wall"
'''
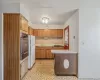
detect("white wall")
[79,0,100,78]
[1,1,20,13]
[64,11,79,52]
[20,4,30,21]
[79,8,100,79]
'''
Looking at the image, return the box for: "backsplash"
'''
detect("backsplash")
[36,38,64,46]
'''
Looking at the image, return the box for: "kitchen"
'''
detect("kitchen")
[3,1,79,80]
[1,0,100,80]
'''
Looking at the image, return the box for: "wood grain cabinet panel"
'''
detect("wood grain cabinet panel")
[20,16,28,32]
[36,49,45,58]
[57,29,63,37]
[38,29,45,37]
[33,29,63,38]
[45,49,54,59]
[28,27,34,35]
[3,13,29,80]
[50,29,57,37]
[34,29,38,36]
[43,29,50,37]
[4,13,20,80]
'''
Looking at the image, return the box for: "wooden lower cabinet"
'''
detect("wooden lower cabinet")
[36,49,45,58]
[36,47,64,59]
[46,49,54,59]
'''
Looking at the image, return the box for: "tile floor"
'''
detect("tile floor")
[22,60,77,80]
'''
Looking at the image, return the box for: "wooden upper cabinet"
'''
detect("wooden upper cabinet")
[28,27,34,35]
[38,29,45,37]
[50,29,57,37]
[44,29,50,37]
[20,16,28,32]
[57,29,63,37]
[34,29,38,36]
[33,29,63,38]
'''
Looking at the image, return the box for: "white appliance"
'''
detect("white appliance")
[28,35,35,69]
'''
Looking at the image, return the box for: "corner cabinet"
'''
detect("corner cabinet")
[3,13,28,80]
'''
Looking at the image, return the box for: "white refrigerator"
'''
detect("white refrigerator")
[28,35,35,69]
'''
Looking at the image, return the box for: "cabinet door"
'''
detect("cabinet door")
[24,58,28,73]
[41,49,45,58]
[20,63,25,79]
[44,29,50,37]
[20,58,28,79]
[36,49,41,58]
[20,16,28,32]
[57,29,63,37]
[46,49,53,58]
[36,49,45,58]
[34,29,38,36]
[38,29,45,37]
[28,27,34,35]
[50,29,57,37]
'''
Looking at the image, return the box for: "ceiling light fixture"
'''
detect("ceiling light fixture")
[42,17,49,24]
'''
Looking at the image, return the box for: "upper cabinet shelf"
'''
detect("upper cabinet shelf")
[34,29,63,38]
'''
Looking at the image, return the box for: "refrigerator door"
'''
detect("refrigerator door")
[28,35,31,69]
[28,35,35,69]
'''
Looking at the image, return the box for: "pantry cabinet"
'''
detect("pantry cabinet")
[3,13,29,80]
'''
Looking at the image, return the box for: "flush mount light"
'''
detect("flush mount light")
[42,17,49,24]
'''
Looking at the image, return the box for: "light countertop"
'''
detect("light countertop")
[51,50,77,54]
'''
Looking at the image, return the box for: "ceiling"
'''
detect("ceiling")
[20,0,79,25]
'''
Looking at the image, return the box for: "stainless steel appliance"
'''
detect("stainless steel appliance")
[20,32,28,60]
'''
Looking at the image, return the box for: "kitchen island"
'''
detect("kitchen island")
[51,50,78,76]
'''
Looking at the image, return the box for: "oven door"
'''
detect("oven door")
[20,32,28,60]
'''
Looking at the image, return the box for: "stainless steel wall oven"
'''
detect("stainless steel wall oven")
[20,32,28,60]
